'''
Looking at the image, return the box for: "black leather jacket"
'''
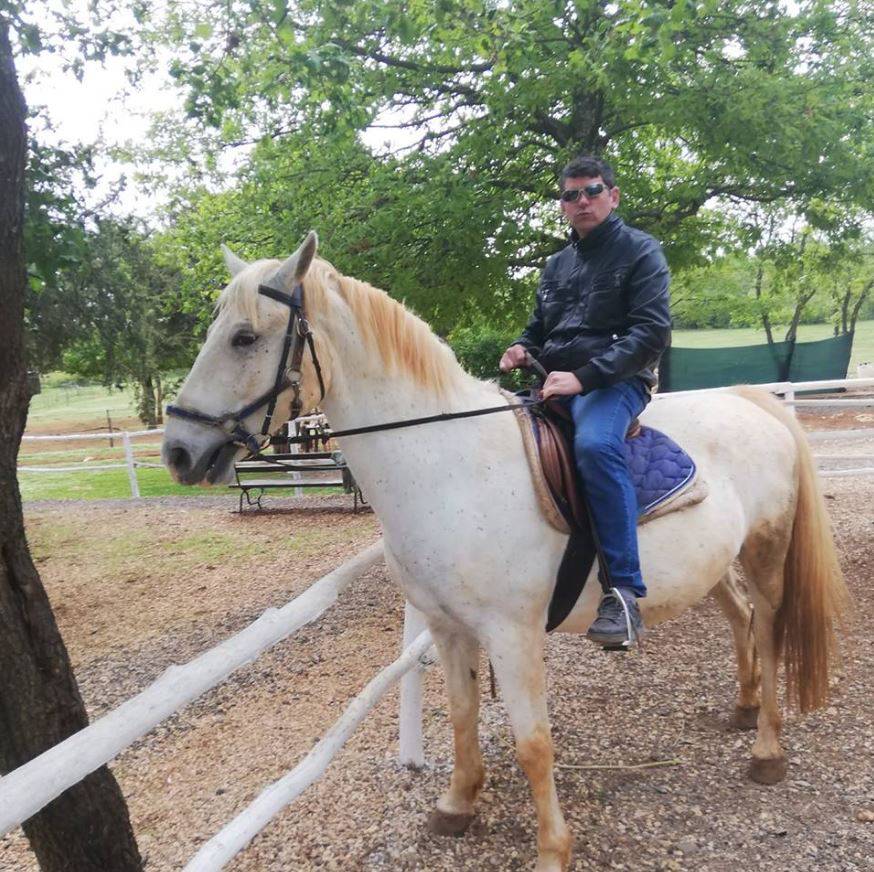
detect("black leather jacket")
[515,212,671,392]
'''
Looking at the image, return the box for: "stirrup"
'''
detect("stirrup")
[601,586,642,652]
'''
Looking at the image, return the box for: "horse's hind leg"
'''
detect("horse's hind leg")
[712,567,761,729]
[487,627,571,872]
[739,526,791,784]
[427,626,485,836]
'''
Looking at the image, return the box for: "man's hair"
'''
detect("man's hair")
[559,155,615,189]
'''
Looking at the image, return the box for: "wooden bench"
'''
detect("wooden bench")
[229,450,366,512]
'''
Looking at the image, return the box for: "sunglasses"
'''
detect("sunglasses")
[560,182,609,203]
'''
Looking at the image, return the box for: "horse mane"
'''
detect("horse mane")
[216,257,473,397]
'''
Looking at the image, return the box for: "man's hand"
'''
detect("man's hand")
[541,370,583,400]
[499,344,530,373]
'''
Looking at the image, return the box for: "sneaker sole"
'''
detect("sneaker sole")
[586,627,646,647]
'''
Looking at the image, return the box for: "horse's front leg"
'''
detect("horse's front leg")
[487,626,572,872]
[427,626,485,835]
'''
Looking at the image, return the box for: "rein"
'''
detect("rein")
[275,397,544,448]
[270,355,548,446]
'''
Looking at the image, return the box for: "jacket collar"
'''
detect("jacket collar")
[571,211,624,253]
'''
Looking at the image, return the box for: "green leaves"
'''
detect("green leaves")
[131,0,872,337]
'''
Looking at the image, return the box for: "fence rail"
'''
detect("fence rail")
[185,627,434,871]
[18,377,874,498]
[19,429,165,498]
[0,542,384,838]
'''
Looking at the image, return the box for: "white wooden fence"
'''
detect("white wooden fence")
[19,429,165,498]
[654,376,874,477]
[0,541,436,872]
[18,377,874,499]
[2,376,873,870]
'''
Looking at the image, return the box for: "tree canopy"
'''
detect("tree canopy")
[16,0,874,370]
[134,0,872,333]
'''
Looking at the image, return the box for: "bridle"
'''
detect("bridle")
[166,280,326,454]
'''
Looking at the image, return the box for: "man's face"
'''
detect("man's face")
[559,174,620,237]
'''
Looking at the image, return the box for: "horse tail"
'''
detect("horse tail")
[732,386,847,712]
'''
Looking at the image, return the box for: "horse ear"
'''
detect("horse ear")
[221,244,248,277]
[271,231,319,290]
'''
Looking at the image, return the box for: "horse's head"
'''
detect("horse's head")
[162,231,330,485]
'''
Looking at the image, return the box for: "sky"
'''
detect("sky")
[17,3,409,222]
[21,37,183,218]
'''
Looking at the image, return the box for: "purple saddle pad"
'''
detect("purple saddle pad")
[624,426,696,516]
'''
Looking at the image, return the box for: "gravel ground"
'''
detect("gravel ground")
[2,421,873,872]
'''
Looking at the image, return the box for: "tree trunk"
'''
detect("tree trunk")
[840,285,851,334]
[849,279,873,336]
[155,373,164,425]
[137,374,158,428]
[754,261,774,345]
[0,22,142,872]
[784,288,816,344]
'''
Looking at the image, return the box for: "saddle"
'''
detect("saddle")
[503,390,708,631]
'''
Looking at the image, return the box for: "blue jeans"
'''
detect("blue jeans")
[566,378,650,597]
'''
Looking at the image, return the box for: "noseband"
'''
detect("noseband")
[166,281,326,454]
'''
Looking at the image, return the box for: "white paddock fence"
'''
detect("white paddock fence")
[0,542,437,872]
[2,376,873,870]
[655,376,874,478]
[19,428,165,497]
[17,377,874,500]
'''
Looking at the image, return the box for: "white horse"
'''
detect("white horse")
[162,233,846,872]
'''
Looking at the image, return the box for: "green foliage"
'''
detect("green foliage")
[671,227,874,339]
[449,321,517,380]
[139,0,872,335]
[23,136,95,370]
[55,220,198,425]
[671,256,759,329]
[448,320,541,390]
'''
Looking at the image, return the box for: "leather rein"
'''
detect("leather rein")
[166,279,545,456]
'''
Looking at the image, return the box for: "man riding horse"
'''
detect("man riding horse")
[500,154,672,649]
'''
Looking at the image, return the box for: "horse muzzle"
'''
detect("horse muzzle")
[162,437,239,486]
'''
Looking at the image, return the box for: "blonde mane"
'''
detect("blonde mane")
[216,257,472,397]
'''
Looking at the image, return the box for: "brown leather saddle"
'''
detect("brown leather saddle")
[533,398,640,534]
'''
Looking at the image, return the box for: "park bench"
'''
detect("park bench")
[230,449,365,512]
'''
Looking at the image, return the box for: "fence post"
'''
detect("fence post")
[290,435,303,497]
[123,432,140,498]
[398,601,427,768]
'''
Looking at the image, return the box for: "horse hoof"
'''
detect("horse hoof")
[748,755,787,784]
[730,705,760,730]
[427,808,474,836]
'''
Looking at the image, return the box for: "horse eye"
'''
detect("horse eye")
[232,331,257,348]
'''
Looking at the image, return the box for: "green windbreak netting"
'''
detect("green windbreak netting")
[788,332,854,383]
[659,332,853,392]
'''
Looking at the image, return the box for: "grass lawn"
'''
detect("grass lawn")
[27,373,142,431]
[672,319,874,374]
[18,466,201,501]
[18,464,344,502]
[21,372,192,501]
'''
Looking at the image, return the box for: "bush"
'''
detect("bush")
[448,322,531,389]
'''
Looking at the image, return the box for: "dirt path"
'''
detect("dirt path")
[1,476,872,871]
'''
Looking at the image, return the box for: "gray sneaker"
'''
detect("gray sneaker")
[586,587,645,649]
